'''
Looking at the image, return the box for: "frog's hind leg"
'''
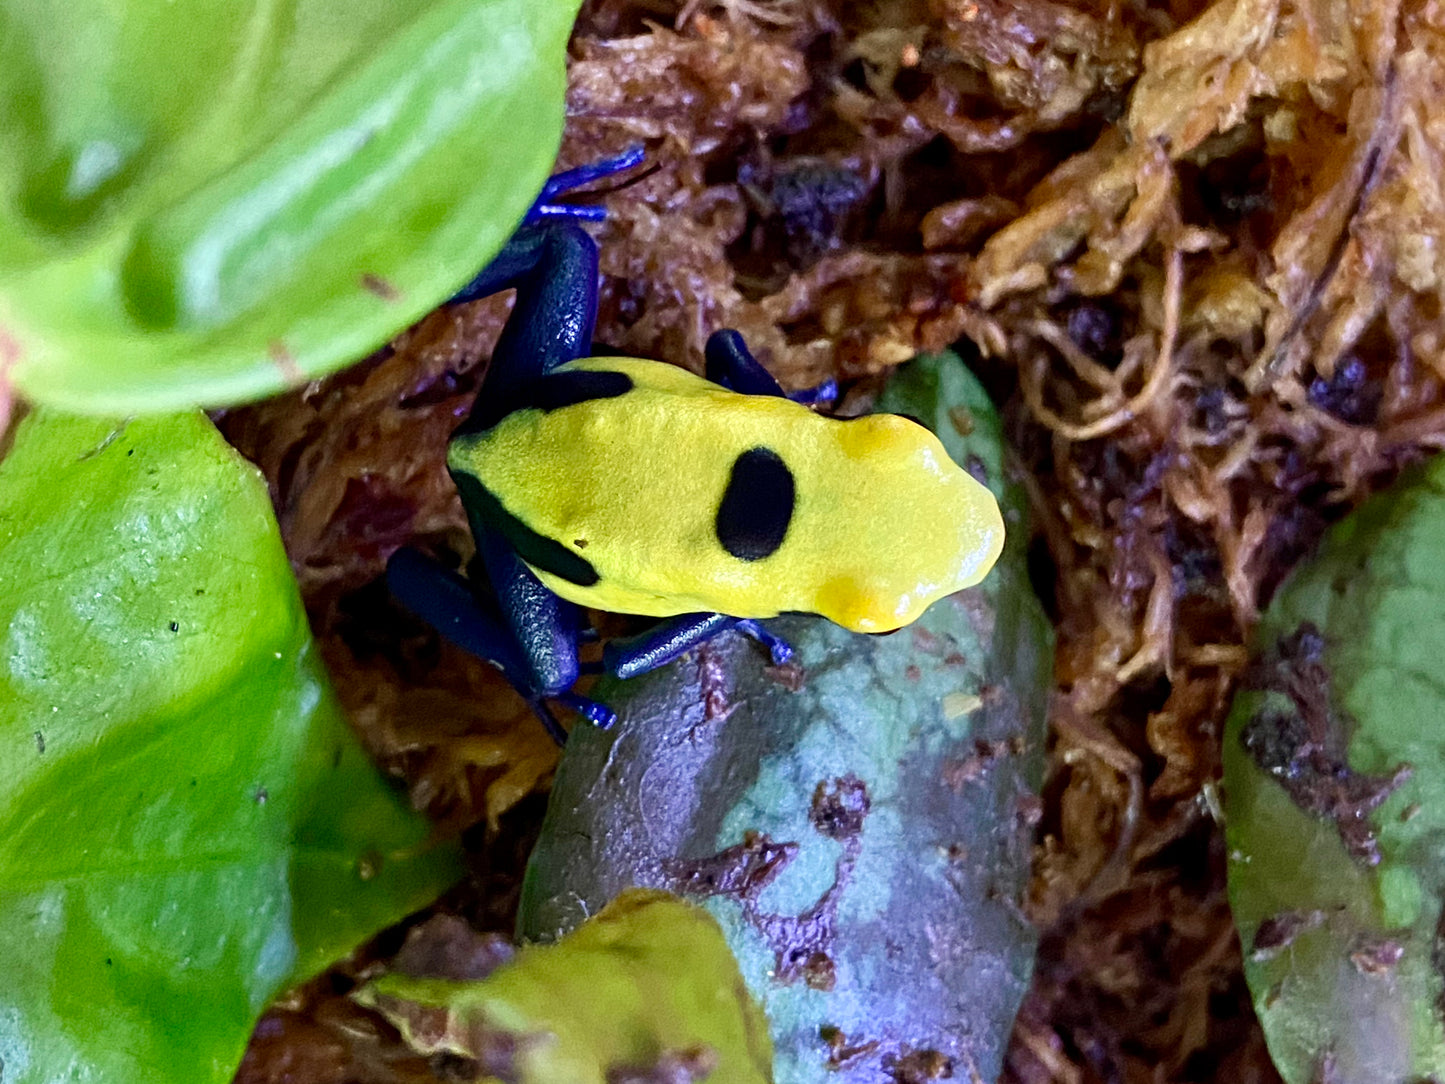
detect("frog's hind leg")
[527,146,647,222]
[704,329,838,405]
[602,612,793,681]
[385,546,610,743]
[705,329,785,397]
[450,222,602,416]
[449,146,644,399]
[474,521,622,732]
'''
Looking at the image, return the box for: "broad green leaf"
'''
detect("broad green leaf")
[0,410,462,1084]
[358,889,773,1084]
[0,0,582,414]
[520,353,1053,1084]
[1225,456,1445,1083]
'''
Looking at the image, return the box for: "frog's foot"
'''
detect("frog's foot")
[787,378,839,407]
[557,691,618,731]
[528,700,572,746]
[704,329,837,408]
[734,619,794,665]
[388,547,596,746]
[526,145,648,223]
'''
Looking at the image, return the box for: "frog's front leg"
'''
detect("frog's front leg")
[603,613,793,681]
[705,328,838,405]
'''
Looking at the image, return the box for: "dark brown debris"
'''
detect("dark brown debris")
[1249,910,1326,962]
[1240,623,1414,865]
[607,1045,719,1084]
[391,915,515,983]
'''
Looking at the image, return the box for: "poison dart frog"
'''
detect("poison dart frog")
[387,148,1004,743]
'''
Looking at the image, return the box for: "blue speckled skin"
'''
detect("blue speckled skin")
[387,151,795,743]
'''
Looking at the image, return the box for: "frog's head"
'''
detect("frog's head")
[796,412,1005,633]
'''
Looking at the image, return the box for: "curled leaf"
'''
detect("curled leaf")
[0,0,582,413]
[358,889,773,1084]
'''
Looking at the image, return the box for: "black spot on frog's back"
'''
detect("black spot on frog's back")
[716,447,795,561]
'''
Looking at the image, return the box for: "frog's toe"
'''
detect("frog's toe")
[558,691,618,731]
[735,619,794,665]
[527,145,647,222]
[787,377,839,407]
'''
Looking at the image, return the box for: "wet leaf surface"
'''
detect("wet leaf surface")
[0,0,581,413]
[0,410,461,1083]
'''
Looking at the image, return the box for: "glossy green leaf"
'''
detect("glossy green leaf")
[520,353,1053,1084]
[358,889,774,1084]
[0,0,581,414]
[0,410,462,1084]
[1225,455,1445,1083]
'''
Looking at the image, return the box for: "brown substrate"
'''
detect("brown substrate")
[223,0,1445,1080]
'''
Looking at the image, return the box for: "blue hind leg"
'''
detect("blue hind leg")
[385,547,582,744]
[436,152,645,735]
[450,145,645,397]
[528,146,647,222]
[387,547,618,742]
[450,222,601,411]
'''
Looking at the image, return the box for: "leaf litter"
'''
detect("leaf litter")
[220,0,1445,1079]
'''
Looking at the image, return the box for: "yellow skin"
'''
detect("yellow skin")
[449,357,1004,634]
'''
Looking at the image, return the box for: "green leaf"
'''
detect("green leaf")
[0,410,462,1084]
[520,352,1053,1084]
[0,0,582,414]
[1225,456,1445,1084]
[358,889,774,1084]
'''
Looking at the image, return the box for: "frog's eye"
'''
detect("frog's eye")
[716,446,795,561]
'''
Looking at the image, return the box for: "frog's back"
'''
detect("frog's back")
[448,356,1002,631]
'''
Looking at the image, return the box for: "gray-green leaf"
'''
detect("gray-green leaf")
[1225,456,1445,1083]
[519,352,1053,1084]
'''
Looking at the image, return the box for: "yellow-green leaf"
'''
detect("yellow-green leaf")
[359,890,774,1084]
[0,0,582,413]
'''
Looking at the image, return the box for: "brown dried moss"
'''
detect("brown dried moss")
[226,0,1445,1080]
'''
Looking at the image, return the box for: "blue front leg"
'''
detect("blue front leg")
[603,613,793,680]
[705,329,838,405]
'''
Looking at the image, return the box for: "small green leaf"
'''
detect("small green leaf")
[1225,456,1445,1083]
[0,0,582,414]
[0,410,462,1084]
[520,352,1053,1084]
[358,889,774,1084]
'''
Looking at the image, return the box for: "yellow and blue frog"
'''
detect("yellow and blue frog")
[388,149,1004,742]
